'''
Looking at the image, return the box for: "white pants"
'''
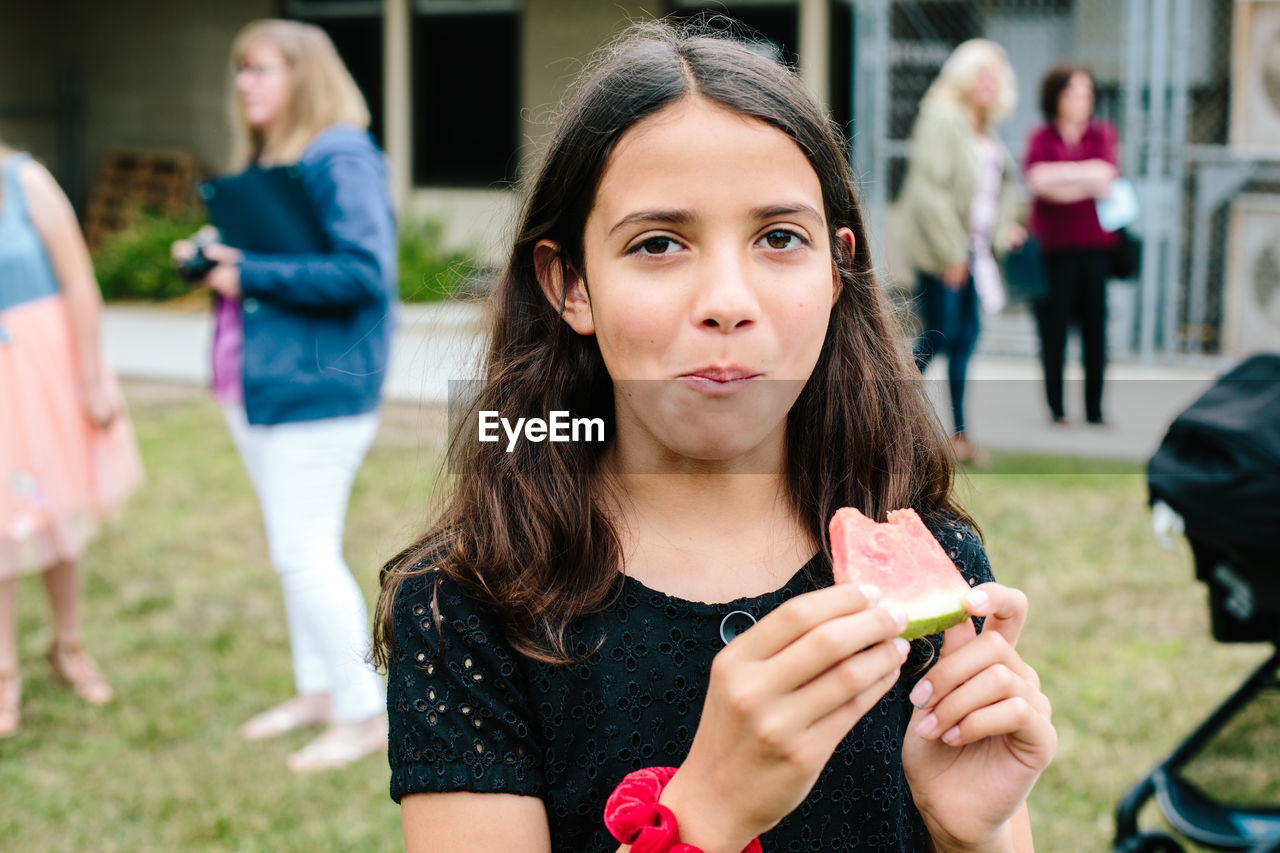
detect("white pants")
[223,406,384,723]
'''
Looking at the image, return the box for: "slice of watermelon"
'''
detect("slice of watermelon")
[829,507,972,640]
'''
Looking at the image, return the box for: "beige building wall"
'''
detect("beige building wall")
[520,0,666,167]
[72,0,273,187]
[3,0,272,201]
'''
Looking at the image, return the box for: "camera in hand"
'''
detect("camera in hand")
[176,233,219,283]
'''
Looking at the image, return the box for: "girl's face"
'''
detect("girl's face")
[1057,72,1095,125]
[235,39,293,133]
[544,97,851,469]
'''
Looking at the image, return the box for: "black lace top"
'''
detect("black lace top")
[387,515,994,852]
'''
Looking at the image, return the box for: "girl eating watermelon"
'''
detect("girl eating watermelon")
[373,20,1055,852]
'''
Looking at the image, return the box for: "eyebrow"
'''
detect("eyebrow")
[607,202,825,237]
[750,203,825,225]
[608,209,694,237]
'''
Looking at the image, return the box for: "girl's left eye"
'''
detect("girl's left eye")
[759,229,806,250]
[630,236,681,256]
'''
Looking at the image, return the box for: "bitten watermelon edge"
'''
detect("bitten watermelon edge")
[829,507,973,640]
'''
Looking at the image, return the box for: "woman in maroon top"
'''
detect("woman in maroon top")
[1023,63,1119,425]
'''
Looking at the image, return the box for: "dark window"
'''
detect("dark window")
[412,9,521,187]
[830,2,852,144]
[313,17,385,148]
[286,3,385,148]
[672,4,798,69]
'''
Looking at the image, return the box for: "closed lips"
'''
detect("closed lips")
[678,367,759,381]
[675,368,761,397]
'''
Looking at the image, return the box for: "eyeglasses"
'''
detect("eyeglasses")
[235,62,289,79]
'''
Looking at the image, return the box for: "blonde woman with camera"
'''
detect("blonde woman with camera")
[173,19,397,773]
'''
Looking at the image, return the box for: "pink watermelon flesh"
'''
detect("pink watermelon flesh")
[830,507,972,640]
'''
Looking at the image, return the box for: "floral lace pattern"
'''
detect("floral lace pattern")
[388,515,994,852]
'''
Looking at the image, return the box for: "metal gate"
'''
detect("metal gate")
[850,0,1275,362]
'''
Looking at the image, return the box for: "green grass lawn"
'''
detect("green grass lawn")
[1,384,1274,851]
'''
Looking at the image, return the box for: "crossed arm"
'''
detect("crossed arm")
[1026,158,1117,204]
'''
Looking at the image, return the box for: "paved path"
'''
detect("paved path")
[103,302,1229,462]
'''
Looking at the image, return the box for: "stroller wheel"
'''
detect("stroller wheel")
[1115,833,1185,853]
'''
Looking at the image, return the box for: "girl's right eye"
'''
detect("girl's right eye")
[629,236,681,256]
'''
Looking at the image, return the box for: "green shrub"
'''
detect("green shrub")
[397,218,481,302]
[91,208,208,302]
[90,209,482,304]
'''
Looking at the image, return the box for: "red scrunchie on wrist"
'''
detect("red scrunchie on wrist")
[603,766,763,853]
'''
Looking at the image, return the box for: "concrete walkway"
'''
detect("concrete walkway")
[103,301,1229,462]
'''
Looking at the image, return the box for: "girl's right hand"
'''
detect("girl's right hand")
[658,583,910,853]
[171,239,196,263]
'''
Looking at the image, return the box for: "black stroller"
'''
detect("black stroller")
[1113,353,1280,853]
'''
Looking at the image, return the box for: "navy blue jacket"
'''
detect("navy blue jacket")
[237,125,397,425]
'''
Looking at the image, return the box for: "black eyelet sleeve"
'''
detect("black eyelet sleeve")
[387,571,543,803]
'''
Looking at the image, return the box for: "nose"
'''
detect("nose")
[694,246,760,333]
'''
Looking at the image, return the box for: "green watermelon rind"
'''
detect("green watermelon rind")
[900,603,969,640]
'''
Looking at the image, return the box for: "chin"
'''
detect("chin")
[242,108,274,129]
[615,380,801,470]
[653,416,786,472]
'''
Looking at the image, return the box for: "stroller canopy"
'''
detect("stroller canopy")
[1147,353,1280,562]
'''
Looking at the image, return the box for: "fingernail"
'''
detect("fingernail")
[888,607,908,630]
[965,589,989,610]
[859,584,881,606]
[909,680,932,708]
[941,726,961,745]
[893,638,911,660]
[916,713,937,737]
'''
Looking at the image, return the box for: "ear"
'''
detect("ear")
[831,227,855,306]
[533,239,595,336]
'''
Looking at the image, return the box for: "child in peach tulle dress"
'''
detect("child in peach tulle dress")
[0,145,143,738]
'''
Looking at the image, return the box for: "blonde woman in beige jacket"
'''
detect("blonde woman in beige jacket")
[895,39,1024,464]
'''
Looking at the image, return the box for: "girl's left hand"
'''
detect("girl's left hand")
[901,583,1056,851]
[200,243,244,299]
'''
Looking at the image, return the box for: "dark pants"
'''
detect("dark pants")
[1034,249,1110,423]
[913,270,980,436]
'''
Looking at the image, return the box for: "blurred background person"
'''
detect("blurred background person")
[1024,62,1119,426]
[1,142,144,738]
[172,19,396,773]
[894,39,1024,465]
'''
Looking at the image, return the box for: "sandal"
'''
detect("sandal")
[240,694,331,741]
[950,435,991,468]
[285,713,387,774]
[0,670,19,738]
[48,643,114,706]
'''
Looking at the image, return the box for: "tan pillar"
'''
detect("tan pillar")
[384,0,412,209]
[797,0,831,110]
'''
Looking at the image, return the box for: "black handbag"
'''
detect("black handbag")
[1109,227,1142,279]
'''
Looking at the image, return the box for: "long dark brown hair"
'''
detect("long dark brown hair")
[372,20,969,667]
